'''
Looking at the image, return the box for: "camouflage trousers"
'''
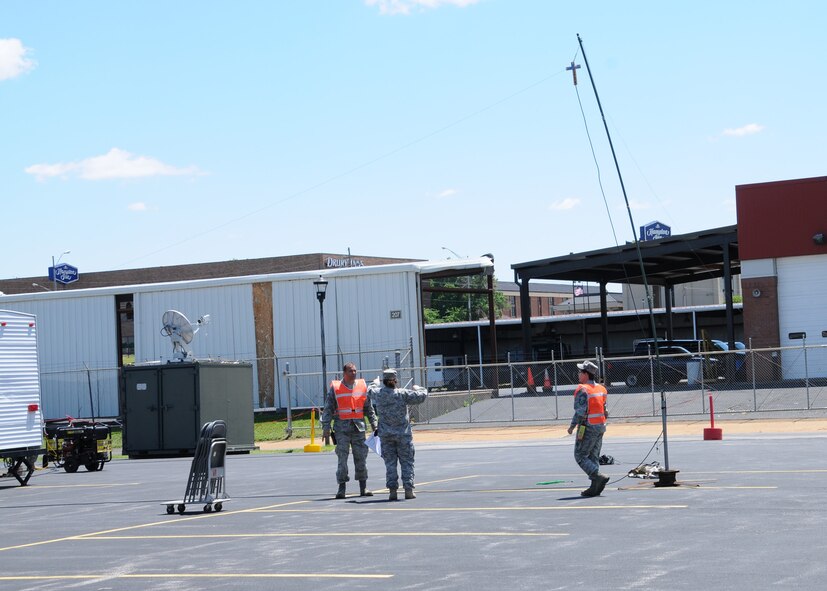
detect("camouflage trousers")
[573,425,605,479]
[380,434,415,490]
[334,427,369,484]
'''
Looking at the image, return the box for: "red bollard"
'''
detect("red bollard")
[703,393,723,440]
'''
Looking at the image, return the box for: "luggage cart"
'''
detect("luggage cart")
[164,420,230,514]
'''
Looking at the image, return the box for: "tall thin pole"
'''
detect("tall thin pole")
[319,298,327,403]
[576,34,671,471]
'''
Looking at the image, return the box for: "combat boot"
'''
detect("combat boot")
[359,480,373,497]
[594,473,610,496]
[404,488,416,499]
[580,478,599,497]
[335,483,346,499]
[388,488,398,501]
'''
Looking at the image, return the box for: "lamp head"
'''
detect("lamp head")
[313,275,329,302]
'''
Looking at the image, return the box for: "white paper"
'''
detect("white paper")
[366,433,382,456]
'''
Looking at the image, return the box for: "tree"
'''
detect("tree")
[423,275,507,324]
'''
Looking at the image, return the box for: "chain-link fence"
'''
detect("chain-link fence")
[413,344,827,425]
[33,343,827,426]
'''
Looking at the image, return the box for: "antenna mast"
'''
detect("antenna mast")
[575,34,677,482]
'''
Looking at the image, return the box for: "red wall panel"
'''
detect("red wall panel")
[736,176,827,261]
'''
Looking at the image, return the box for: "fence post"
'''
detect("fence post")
[649,350,656,416]
[508,352,514,398]
[552,350,558,420]
[803,338,811,409]
[465,355,472,423]
[750,337,757,411]
[283,362,293,439]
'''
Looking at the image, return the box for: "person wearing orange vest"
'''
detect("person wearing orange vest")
[567,360,609,497]
[322,362,378,499]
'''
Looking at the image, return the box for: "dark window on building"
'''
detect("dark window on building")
[115,294,134,367]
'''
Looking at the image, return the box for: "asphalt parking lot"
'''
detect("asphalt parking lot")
[1,428,826,590]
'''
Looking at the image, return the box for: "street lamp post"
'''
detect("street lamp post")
[32,283,52,292]
[51,250,70,291]
[313,275,329,432]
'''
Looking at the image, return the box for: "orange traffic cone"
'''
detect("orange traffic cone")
[527,367,535,392]
[544,369,551,389]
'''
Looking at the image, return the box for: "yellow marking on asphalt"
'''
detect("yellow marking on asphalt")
[472,488,581,493]
[255,504,687,512]
[83,531,568,540]
[686,486,777,490]
[370,474,479,493]
[416,475,480,486]
[0,500,310,553]
[12,482,139,490]
[0,573,393,580]
[688,469,827,474]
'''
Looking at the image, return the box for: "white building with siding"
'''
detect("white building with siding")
[0,258,492,419]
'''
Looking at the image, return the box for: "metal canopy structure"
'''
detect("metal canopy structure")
[511,225,740,356]
[420,256,498,376]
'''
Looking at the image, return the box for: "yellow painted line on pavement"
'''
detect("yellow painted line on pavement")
[0,500,310,553]
[370,474,480,493]
[416,475,480,486]
[0,573,393,581]
[689,469,827,474]
[84,531,568,540]
[690,486,777,490]
[12,482,140,490]
[255,504,687,512]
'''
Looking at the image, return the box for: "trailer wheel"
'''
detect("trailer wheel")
[214,503,223,512]
[84,461,99,472]
[625,374,639,387]
[204,504,212,512]
[64,458,79,473]
[166,505,174,515]
[177,504,186,514]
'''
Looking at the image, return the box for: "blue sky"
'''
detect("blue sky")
[2,1,825,284]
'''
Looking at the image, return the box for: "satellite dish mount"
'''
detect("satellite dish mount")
[161,310,210,361]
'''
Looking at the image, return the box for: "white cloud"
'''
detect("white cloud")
[0,38,36,81]
[549,197,580,211]
[437,188,458,198]
[25,148,203,181]
[366,0,479,15]
[722,123,764,137]
[127,202,148,212]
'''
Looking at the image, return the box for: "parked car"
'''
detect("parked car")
[606,345,716,387]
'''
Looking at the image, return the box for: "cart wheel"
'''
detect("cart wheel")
[166,505,174,515]
[204,504,212,512]
[177,504,186,514]
[84,461,99,472]
[214,503,223,512]
[64,458,79,473]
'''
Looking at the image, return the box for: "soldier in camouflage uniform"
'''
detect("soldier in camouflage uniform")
[567,360,610,497]
[367,368,428,501]
[322,362,378,499]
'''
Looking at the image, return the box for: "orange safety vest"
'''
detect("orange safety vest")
[331,379,368,420]
[575,382,607,425]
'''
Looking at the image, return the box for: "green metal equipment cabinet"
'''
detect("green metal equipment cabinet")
[121,361,254,457]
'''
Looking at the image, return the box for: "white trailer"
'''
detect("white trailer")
[0,310,44,485]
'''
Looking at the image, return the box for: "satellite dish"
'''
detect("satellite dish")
[161,310,210,361]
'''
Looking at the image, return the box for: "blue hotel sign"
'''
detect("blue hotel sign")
[49,263,79,285]
[639,221,671,242]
